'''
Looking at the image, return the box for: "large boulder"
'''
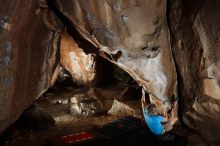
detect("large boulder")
[48,0,178,133]
[60,32,96,86]
[0,0,59,134]
[169,0,220,141]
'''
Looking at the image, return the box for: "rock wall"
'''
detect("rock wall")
[48,0,178,132]
[169,0,220,141]
[0,0,220,141]
[0,0,59,134]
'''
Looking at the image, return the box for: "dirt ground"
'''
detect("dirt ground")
[0,84,141,146]
[0,84,219,146]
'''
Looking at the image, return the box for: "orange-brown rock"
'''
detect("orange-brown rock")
[60,32,96,86]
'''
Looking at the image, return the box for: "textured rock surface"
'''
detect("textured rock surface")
[108,99,136,116]
[0,0,59,134]
[169,0,220,141]
[49,0,178,130]
[0,0,220,141]
[60,32,96,86]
